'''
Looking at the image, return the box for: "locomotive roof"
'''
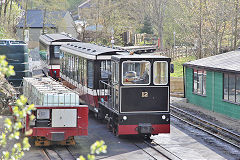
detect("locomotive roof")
[60,42,124,59]
[111,54,170,60]
[183,50,240,73]
[39,34,79,45]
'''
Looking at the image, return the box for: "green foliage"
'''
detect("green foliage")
[67,0,85,10]
[170,56,196,77]
[0,56,35,160]
[78,140,107,160]
[0,56,15,77]
[139,16,153,34]
[0,1,22,39]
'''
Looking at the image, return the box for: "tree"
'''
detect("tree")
[0,0,22,39]
[0,55,36,160]
[150,0,168,50]
[140,16,153,34]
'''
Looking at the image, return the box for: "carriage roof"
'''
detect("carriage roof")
[39,34,79,45]
[60,42,125,59]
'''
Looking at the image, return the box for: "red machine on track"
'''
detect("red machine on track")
[23,77,88,146]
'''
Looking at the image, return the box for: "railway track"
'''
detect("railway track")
[134,141,170,160]
[42,146,75,160]
[170,105,240,150]
[134,140,182,160]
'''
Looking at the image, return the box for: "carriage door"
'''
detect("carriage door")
[112,61,119,111]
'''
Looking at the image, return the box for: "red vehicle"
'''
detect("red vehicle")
[39,34,79,79]
[60,42,172,138]
[23,77,88,146]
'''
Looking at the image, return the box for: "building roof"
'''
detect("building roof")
[17,10,67,28]
[183,50,240,73]
[85,24,103,31]
[78,0,92,9]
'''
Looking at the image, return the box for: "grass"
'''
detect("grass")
[170,56,196,77]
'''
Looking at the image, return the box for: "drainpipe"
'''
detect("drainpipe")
[183,66,186,98]
[211,72,214,112]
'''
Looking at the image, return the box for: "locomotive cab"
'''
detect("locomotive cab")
[98,54,171,137]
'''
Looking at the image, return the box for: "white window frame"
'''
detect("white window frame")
[122,61,151,86]
[153,61,168,85]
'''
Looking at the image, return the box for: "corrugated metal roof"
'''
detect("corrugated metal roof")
[183,50,240,73]
[17,10,66,28]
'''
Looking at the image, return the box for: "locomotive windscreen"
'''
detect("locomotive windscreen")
[120,87,169,113]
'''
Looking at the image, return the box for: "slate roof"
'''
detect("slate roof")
[85,25,103,31]
[17,10,66,28]
[183,50,240,73]
[78,0,92,9]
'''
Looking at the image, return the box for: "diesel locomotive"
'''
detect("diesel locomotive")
[59,42,171,138]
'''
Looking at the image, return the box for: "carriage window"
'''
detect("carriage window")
[88,61,94,88]
[101,60,111,78]
[122,61,150,85]
[84,59,87,86]
[75,57,78,81]
[54,46,60,58]
[78,57,82,84]
[112,62,119,83]
[153,61,168,85]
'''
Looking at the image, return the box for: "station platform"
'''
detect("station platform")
[170,97,240,134]
[152,126,225,160]
[150,96,240,160]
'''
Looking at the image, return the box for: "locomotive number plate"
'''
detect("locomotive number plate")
[141,92,148,98]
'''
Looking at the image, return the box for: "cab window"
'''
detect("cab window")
[153,61,168,85]
[122,61,150,85]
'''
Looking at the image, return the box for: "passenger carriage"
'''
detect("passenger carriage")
[59,42,124,111]
[39,34,79,79]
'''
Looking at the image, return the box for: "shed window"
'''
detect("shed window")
[193,69,206,95]
[223,73,240,103]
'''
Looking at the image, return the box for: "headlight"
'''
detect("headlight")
[162,115,166,120]
[123,116,127,121]
[37,109,50,119]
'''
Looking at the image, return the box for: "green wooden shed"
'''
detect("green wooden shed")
[183,50,240,119]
